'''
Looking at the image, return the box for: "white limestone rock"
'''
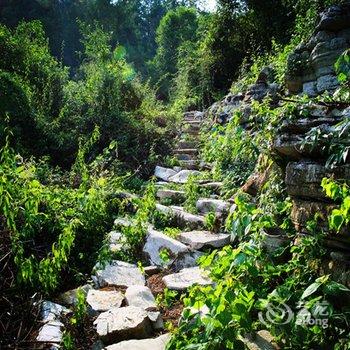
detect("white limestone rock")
[125,286,157,310]
[36,320,63,343]
[93,261,145,288]
[41,301,70,323]
[93,306,152,344]
[143,228,189,266]
[162,267,213,291]
[168,170,201,184]
[196,198,230,215]
[154,166,177,181]
[87,289,125,313]
[58,284,92,306]
[178,231,231,250]
[105,333,171,350]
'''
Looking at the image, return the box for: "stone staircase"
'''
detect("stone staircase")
[34,110,276,350]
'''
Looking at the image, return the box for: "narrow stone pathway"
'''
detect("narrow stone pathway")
[34,110,274,349]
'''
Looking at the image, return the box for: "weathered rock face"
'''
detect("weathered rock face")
[273,106,349,161]
[206,66,280,126]
[285,3,350,96]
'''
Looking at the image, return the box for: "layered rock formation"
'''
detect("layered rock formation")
[286,3,350,96]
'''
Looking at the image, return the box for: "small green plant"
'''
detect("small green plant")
[183,175,200,214]
[62,331,75,350]
[159,248,171,266]
[163,227,181,238]
[322,178,350,232]
[70,289,87,326]
[156,288,179,308]
[204,211,216,231]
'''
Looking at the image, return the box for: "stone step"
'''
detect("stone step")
[154,166,177,182]
[156,189,185,202]
[156,204,206,230]
[196,198,231,216]
[178,231,231,250]
[183,111,204,122]
[177,160,201,170]
[106,334,170,350]
[177,140,199,149]
[182,120,202,127]
[168,169,201,184]
[162,266,213,291]
[173,148,199,155]
[199,181,223,193]
[175,153,198,161]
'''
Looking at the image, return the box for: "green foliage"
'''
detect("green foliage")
[150,6,199,99]
[169,209,350,349]
[0,131,120,293]
[156,288,179,308]
[204,212,216,231]
[70,288,87,326]
[183,175,200,213]
[62,331,75,350]
[322,178,350,232]
[163,227,181,238]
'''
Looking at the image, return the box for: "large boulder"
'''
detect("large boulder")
[93,306,152,344]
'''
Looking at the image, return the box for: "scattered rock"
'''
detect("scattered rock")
[162,267,213,291]
[93,261,145,288]
[196,198,230,215]
[156,189,185,202]
[155,204,206,230]
[154,166,177,182]
[93,306,152,344]
[36,320,63,343]
[178,231,231,250]
[143,228,190,267]
[125,286,157,310]
[86,289,125,313]
[41,301,70,323]
[147,311,164,330]
[105,333,170,350]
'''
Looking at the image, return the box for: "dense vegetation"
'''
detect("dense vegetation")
[1,0,349,348]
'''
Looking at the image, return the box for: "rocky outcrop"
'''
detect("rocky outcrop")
[285,3,350,96]
[206,66,280,126]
